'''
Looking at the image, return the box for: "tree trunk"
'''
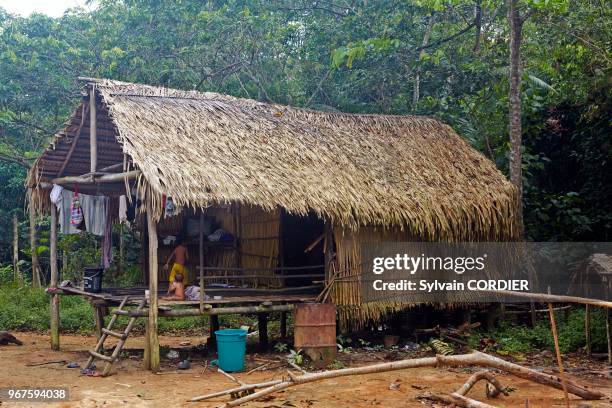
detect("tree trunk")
[413,16,435,111]
[473,1,482,52]
[12,213,20,283]
[29,204,41,287]
[507,0,524,234]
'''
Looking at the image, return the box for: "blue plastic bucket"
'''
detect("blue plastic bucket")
[215,329,247,372]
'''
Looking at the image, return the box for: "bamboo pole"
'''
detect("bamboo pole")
[480,289,612,308]
[89,86,97,172]
[52,170,141,186]
[116,304,294,318]
[548,302,570,408]
[49,203,60,350]
[146,204,160,372]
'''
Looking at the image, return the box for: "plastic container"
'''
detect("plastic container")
[215,329,247,372]
[84,267,104,293]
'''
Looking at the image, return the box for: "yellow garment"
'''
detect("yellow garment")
[168,263,189,285]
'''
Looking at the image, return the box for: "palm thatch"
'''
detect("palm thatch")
[27,78,519,326]
[29,78,518,241]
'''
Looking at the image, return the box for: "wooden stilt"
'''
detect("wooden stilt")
[143,318,151,370]
[93,303,105,341]
[280,312,287,338]
[146,206,160,372]
[606,307,611,366]
[585,304,591,357]
[258,313,269,351]
[209,315,220,350]
[199,211,206,313]
[50,203,59,350]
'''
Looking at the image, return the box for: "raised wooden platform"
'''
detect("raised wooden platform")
[53,284,321,313]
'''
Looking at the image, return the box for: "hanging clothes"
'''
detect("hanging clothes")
[58,189,109,236]
[59,189,80,234]
[50,184,63,205]
[102,202,113,268]
[81,194,108,236]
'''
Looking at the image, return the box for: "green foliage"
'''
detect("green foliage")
[476,308,609,356]
[274,342,289,353]
[287,349,303,366]
[0,284,212,334]
[0,0,610,276]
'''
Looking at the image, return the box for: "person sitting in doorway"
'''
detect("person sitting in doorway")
[162,272,185,301]
[164,236,189,291]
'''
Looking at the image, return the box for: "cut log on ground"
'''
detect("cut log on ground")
[193,351,605,407]
[420,391,497,408]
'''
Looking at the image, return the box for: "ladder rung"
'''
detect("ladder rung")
[113,309,129,315]
[89,350,114,362]
[102,328,126,339]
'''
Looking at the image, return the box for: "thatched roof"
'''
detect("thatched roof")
[28,78,518,239]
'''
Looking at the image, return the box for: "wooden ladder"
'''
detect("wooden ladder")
[85,296,146,376]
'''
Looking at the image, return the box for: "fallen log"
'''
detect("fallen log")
[455,370,508,398]
[213,351,604,407]
[190,379,282,402]
[420,391,497,408]
[438,352,603,400]
[419,369,508,407]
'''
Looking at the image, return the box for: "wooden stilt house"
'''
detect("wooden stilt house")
[27,78,518,372]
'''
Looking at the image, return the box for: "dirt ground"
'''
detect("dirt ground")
[1,332,610,408]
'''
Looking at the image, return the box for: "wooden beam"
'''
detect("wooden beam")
[480,289,612,308]
[209,315,220,350]
[52,170,140,185]
[146,205,160,372]
[89,86,97,172]
[49,203,60,350]
[57,103,89,177]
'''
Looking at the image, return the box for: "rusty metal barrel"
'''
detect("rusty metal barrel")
[294,303,336,366]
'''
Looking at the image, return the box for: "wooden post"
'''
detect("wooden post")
[606,279,612,366]
[29,204,41,287]
[209,315,220,350]
[89,85,97,172]
[146,205,160,372]
[585,304,591,357]
[93,303,104,341]
[258,313,269,351]
[12,213,20,283]
[50,204,60,350]
[118,224,124,275]
[323,220,333,280]
[199,211,206,313]
[143,318,151,370]
[280,312,287,338]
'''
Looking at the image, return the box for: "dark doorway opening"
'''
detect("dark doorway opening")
[281,211,325,287]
